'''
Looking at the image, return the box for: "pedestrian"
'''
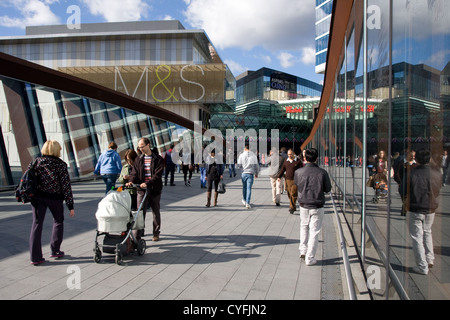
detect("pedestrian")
[197,145,207,188]
[118,149,138,211]
[237,145,260,209]
[374,150,388,175]
[94,141,123,194]
[164,144,176,186]
[126,138,164,242]
[266,147,284,206]
[182,151,194,186]
[277,149,303,214]
[29,140,75,265]
[228,147,237,178]
[401,148,442,275]
[294,148,332,266]
[441,149,448,186]
[205,149,224,207]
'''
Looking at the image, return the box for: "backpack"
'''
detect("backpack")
[15,158,38,204]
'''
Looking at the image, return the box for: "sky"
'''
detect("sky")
[0,0,324,84]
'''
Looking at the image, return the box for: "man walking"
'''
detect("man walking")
[127,138,164,241]
[401,148,442,275]
[237,145,260,209]
[278,149,303,214]
[266,147,284,206]
[294,148,331,266]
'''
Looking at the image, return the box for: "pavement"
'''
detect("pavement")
[0,169,369,304]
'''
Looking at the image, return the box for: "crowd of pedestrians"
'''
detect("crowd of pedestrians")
[24,137,446,274]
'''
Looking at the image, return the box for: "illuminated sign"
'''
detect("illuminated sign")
[286,106,303,113]
[60,64,227,104]
[327,105,376,113]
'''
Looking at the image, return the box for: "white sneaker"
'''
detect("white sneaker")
[306,259,317,266]
[412,266,428,275]
[246,204,251,209]
[242,199,247,206]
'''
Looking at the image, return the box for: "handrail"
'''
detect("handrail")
[329,192,358,300]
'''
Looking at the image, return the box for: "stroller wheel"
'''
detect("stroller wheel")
[137,239,146,256]
[94,248,102,263]
[115,244,123,265]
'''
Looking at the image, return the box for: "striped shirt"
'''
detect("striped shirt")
[144,155,152,182]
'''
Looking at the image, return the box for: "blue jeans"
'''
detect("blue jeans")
[241,173,254,204]
[102,174,119,194]
[200,167,206,187]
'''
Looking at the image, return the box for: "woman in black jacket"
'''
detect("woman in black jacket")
[29,140,75,265]
[205,150,224,207]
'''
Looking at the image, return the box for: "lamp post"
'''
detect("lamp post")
[291,126,297,151]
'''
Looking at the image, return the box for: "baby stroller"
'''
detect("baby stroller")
[93,185,147,265]
[372,173,389,204]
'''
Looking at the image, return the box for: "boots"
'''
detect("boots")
[214,192,219,206]
[206,192,211,207]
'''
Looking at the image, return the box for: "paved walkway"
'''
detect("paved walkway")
[0,170,367,301]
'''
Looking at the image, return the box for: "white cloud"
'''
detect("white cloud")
[81,0,150,22]
[183,0,315,52]
[301,47,315,65]
[278,52,296,68]
[0,0,60,28]
[225,59,247,76]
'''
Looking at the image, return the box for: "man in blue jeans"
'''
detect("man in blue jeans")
[237,145,260,209]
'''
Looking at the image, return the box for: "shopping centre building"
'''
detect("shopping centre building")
[0,20,236,182]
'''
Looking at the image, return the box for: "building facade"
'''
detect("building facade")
[0,21,235,186]
[315,0,333,74]
[211,68,322,152]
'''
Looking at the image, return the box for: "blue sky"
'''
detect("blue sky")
[0,0,324,84]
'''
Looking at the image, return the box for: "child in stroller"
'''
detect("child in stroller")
[372,172,388,203]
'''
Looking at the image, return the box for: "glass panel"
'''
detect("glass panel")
[390,0,450,300]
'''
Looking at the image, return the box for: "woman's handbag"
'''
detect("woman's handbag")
[366,175,374,188]
[217,179,226,194]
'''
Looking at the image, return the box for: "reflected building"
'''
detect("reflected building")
[309,1,450,300]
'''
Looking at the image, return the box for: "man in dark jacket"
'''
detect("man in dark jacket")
[127,138,164,241]
[294,148,332,266]
[401,148,442,275]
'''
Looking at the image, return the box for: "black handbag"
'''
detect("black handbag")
[217,179,226,194]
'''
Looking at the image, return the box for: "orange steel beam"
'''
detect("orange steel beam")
[0,52,205,134]
[301,0,354,150]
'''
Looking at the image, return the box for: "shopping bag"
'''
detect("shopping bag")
[217,179,226,194]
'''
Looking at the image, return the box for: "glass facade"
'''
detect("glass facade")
[310,1,449,299]
[236,68,322,105]
[0,74,174,186]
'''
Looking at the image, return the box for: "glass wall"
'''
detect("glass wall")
[313,0,449,299]
[0,75,177,186]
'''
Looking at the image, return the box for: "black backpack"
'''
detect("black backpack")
[15,158,38,204]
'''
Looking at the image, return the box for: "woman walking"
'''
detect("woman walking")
[94,142,123,194]
[29,140,75,265]
[205,149,224,207]
[118,149,138,210]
